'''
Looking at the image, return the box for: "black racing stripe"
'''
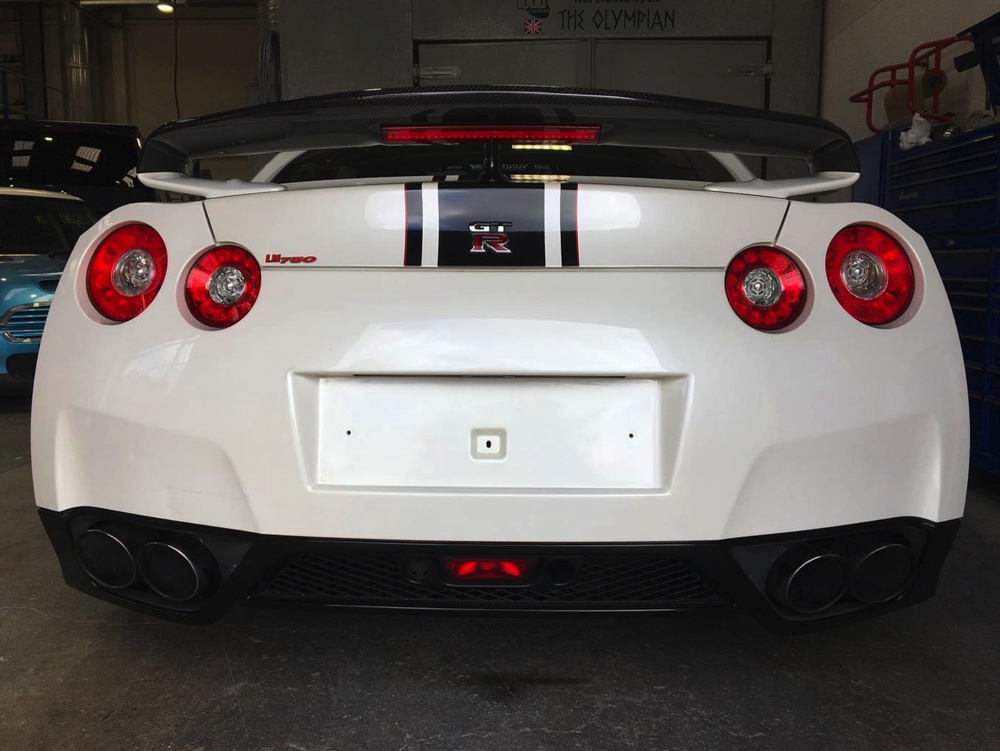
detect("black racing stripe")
[560,183,579,267]
[403,183,423,266]
[437,184,545,267]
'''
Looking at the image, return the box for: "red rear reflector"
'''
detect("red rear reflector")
[442,558,535,582]
[382,125,600,144]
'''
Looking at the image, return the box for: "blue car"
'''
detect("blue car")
[0,188,96,389]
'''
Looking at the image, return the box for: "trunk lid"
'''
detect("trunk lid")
[203,182,789,269]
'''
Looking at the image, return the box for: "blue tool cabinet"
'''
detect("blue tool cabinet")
[854,125,1000,473]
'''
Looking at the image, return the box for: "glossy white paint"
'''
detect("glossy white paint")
[705,171,861,198]
[207,183,407,266]
[163,151,850,200]
[151,172,860,201]
[0,187,84,201]
[575,186,787,266]
[253,151,305,182]
[31,184,968,542]
[205,183,789,268]
[312,376,663,490]
[138,172,286,198]
[707,152,755,182]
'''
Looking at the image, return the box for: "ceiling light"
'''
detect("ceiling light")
[157,2,174,12]
[43,136,53,142]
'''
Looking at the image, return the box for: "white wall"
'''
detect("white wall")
[822,0,995,141]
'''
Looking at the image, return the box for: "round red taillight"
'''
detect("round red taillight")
[826,225,914,325]
[184,245,261,328]
[725,246,807,331]
[86,224,168,322]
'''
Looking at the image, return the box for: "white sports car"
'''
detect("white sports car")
[32,87,968,632]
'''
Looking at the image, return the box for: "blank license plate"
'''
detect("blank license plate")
[315,377,663,490]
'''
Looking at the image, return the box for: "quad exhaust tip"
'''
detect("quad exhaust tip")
[850,542,916,604]
[76,524,217,603]
[768,546,850,615]
[137,542,210,602]
[75,527,138,590]
[767,536,917,615]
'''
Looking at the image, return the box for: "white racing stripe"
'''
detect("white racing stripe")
[421,182,439,267]
[544,182,562,267]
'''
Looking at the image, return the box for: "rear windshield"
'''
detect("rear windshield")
[0,128,140,188]
[0,196,97,255]
[274,144,735,184]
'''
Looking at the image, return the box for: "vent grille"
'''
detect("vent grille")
[0,303,50,342]
[255,552,723,610]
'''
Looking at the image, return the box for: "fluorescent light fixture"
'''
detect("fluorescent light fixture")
[80,0,186,6]
[510,144,573,151]
[509,174,570,182]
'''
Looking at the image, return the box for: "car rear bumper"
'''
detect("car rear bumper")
[40,507,961,633]
[32,236,970,543]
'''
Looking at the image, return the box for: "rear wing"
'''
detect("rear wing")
[137,85,860,199]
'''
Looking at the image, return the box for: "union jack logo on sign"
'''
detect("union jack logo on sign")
[524,19,542,34]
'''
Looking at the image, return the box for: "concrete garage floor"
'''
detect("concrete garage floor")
[2,396,999,751]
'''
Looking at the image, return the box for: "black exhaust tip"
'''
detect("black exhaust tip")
[75,526,139,590]
[767,546,850,614]
[850,542,916,604]
[137,541,211,602]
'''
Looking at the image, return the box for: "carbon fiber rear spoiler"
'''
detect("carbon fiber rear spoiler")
[138,85,859,198]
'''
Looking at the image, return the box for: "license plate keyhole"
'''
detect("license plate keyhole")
[471,429,507,460]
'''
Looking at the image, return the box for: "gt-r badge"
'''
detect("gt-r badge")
[469,222,512,253]
[264,254,317,264]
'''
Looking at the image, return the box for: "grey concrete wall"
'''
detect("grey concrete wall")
[281,0,822,118]
[413,0,773,39]
[40,5,256,127]
[771,0,823,118]
[282,0,413,98]
[123,12,257,136]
